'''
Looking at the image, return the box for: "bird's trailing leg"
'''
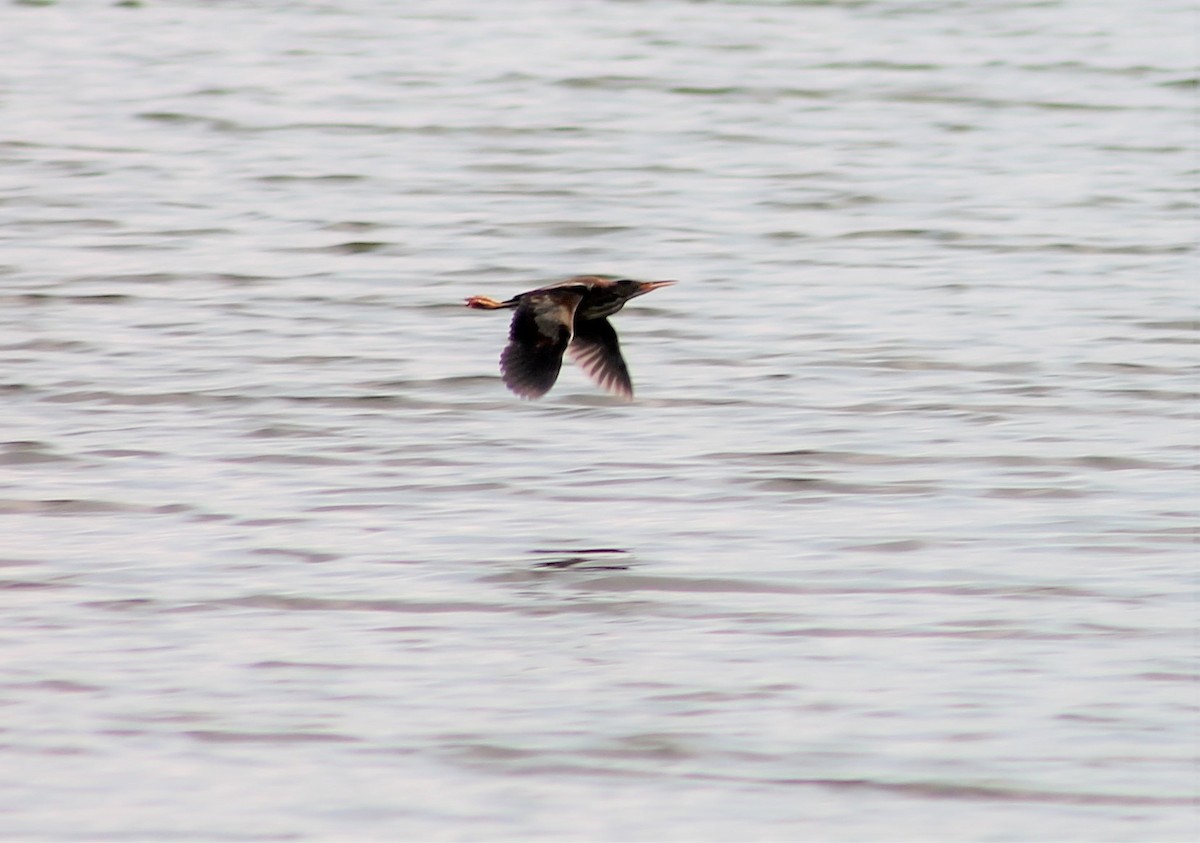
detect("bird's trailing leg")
[465,295,515,310]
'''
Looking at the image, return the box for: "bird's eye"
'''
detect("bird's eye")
[617,278,636,287]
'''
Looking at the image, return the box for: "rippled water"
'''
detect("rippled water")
[2,0,1197,840]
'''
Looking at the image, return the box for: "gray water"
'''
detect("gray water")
[2,0,1197,840]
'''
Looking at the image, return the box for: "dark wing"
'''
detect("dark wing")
[500,290,583,399]
[567,316,633,401]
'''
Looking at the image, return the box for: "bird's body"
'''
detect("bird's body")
[465,275,675,400]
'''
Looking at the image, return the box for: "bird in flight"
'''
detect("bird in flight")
[465,275,675,400]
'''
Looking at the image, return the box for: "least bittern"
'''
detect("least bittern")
[466,275,675,400]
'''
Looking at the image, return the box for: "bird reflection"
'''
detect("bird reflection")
[529,548,631,570]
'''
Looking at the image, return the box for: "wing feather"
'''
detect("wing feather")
[500,290,582,399]
[568,317,633,401]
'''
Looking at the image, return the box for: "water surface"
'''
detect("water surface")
[1,0,1196,840]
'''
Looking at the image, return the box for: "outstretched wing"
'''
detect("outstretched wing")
[500,289,583,399]
[568,316,633,401]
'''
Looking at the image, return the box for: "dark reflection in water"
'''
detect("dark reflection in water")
[528,547,632,570]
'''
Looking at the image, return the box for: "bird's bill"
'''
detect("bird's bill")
[635,279,677,295]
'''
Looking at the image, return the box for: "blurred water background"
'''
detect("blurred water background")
[1,0,1197,840]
